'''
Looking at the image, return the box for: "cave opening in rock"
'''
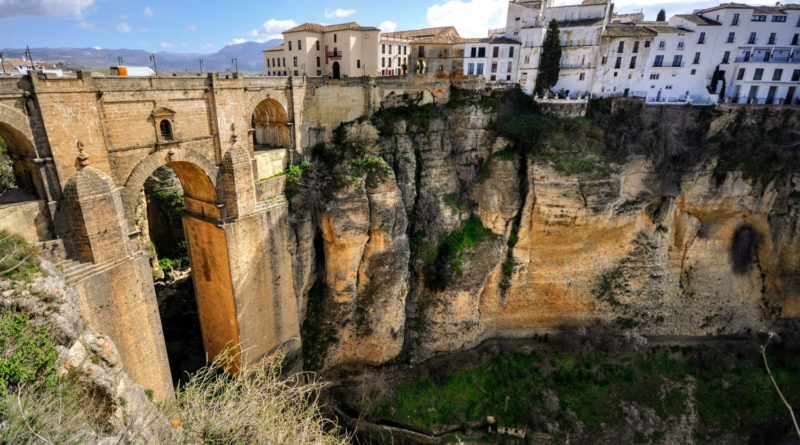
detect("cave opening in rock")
[143,165,206,385]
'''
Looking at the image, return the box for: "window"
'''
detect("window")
[267,59,270,68]
[629,56,636,68]
[773,68,783,81]
[382,44,385,53]
[294,70,298,76]
[419,46,425,57]
[387,59,391,68]
[490,75,496,81]
[467,63,474,74]
[677,41,684,49]
[698,32,706,44]
[653,55,663,67]
[690,69,696,75]
[476,63,484,74]
[381,57,385,67]
[727,32,735,43]
[732,13,739,25]
[615,56,621,68]
[769,33,776,44]
[748,32,757,44]
[754,68,763,80]
[793,34,799,45]
[288,41,292,51]
[404,46,408,55]
[737,68,745,80]
[693,52,700,64]
[317,70,322,76]
[316,41,320,50]
[509,46,514,57]
[478,47,486,57]
[298,40,302,50]
[506,74,511,81]
[633,40,639,53]
[389,45,392,54]
[507,61,513,72]
[316,57,320,67]
[672,55,683,67]
[666,85,673,90]
[658,40,665,49]
[493,46,499,57]
[744,50,751,61]
[617,41,624,53]
[644,40,651,48]
[793,69,800,81]
[772,15,786,22]
[470,47,476,57]
[722,51,730,63]
[491,62,497,73]
[293,56,297,67]
[357,59,361,69]
[159,120,173,141]
[752,14,766,22]
[601,56,607,65]
[650,73,659,79]
[797,15,800,26]
[333,34,337,43]
[579,72,585,80]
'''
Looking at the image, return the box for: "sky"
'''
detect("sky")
[0,0,784,53]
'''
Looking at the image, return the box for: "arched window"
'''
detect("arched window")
[160,120,173,141]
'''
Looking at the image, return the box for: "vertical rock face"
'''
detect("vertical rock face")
[291,101,800,370]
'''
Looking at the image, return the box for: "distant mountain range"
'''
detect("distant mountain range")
[0,40,282,73]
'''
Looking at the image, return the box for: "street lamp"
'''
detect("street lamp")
[199,58,204,74]
[231,57,239,74]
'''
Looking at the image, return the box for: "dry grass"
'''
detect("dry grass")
[156,349,349,445]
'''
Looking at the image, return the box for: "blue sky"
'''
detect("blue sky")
[0,0,781,53]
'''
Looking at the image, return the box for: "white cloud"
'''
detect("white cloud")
[0,0,95,18]
[116,22,131,33]
[138,27,149,33]
[74,20,94,29]
[143,6,154,17]
[160,42,174,48]
[248,18,297,42]
[233,38,247,44]
[427,0,506,37]
[324,8,356,19]
[92,46,101,50]
[186,25,197,31]
[379,20,397,33]
[202,43,214,49]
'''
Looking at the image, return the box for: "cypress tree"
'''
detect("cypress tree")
[535,19,562,95]
[656,9,666,21]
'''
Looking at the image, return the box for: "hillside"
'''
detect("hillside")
[0,40,280,73]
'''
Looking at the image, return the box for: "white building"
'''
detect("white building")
[462,36,521,84]
[379,36,411,76]
[667,4,800,104]
[593,23,656,97]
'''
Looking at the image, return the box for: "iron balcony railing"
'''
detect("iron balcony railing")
[327,50,343,59]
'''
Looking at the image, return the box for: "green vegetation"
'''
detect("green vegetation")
[0,231,41,281]
[442,193,469,211]
[372,100,438,135]
[368,346,800,441]
[422,216,495,291]
[0,313,58,404]
[535,19,562,95]
[0,135,16,193]
[446,86,502,112]
[279,160,310,183]
[656,8,666,21]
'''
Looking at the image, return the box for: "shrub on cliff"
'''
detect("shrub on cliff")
[157,349,348,444]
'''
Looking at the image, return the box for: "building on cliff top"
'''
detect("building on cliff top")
[264,22,381,78]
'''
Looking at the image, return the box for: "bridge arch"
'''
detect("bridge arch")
[251,98,290,149]
[0,106,45,199]
[123,148,241,380]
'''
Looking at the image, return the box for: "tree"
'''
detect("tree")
[535,19,562,96]
[656,9,666,21]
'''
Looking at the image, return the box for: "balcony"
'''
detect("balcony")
[327,50,343,60]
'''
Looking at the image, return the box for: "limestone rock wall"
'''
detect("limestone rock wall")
[291,103,800,369]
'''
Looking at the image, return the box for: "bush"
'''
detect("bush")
[0,231,40,282]
[0,313,58,401]
[157,349,349,444]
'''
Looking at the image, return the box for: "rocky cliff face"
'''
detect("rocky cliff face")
[291,97,800,369]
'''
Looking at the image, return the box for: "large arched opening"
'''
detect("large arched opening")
[0,122,44,203]
[129,156,239,385]
[251,99,289,150]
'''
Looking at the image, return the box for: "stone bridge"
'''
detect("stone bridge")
[0,71,452,399]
